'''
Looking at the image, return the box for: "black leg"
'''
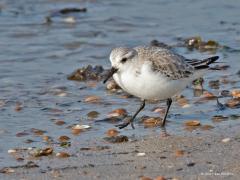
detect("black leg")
[116,100,145,129]
[161,98,172,127]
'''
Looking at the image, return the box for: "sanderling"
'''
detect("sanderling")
[104,45,219,129]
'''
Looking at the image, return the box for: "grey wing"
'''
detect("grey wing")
[135,46,194,80]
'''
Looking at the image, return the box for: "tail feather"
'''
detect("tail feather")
[192,56,219,70]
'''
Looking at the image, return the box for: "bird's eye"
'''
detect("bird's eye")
[121,58,127,63]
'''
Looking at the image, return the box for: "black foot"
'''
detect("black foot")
[115,117,134,129]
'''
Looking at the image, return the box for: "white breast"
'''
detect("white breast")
[113,63,191,100]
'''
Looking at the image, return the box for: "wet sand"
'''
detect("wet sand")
[1,123,240,180]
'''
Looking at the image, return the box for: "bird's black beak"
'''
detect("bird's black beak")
[103,67,118,84]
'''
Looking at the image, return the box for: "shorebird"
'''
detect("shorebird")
[104,45,219,129]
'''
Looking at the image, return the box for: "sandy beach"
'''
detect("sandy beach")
[1,123,239,180]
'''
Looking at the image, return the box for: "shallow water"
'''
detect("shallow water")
[0,0,240,168]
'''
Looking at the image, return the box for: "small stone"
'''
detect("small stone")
[187,162,195,167]
[42,136,51,142]
[31,128,46,136]
[15,102,23,111]
[87,111,99,119]
[200,125,214,130]
[58,136,70,142]
[104,135,128,143]
[175,150,184,157]
[55,120,66,126]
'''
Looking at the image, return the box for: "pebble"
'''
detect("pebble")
[58,136,70,142]
[55,120,66,126]
[87,111,99,119]
[104,135,128,143]
[175,150,184,157]
[187,162,195,167]
[200,125,214,130]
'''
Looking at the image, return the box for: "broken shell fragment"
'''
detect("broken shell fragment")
[226,98,240,108]
[72,125,91,130]
[211,115,228,122]
[155,176,167,180]
[8,149,17,154]
[184,120,201,126]
[231,89,240,98]
[56,152,70,158]
[140,176,153,180]
[222,138,231,143]
[0,167,15,174]
[136,152,146,157]
[107,108,127,118]
[202,91,216,100]
[84,96,101,103]
[142,117,162,127]
[177,97,190,107]
[71,124,91,135]
[30,147,53,157]
[106,128,119,137]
